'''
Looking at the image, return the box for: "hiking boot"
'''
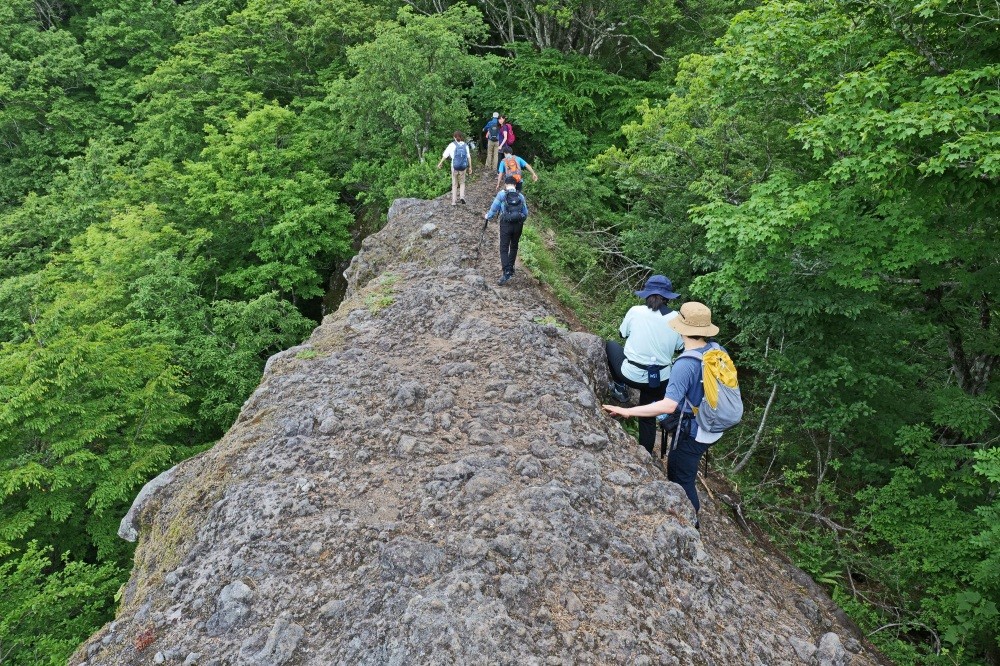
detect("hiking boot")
[608,381,630,403]
[497,273,512,286]
[459,198,466,204]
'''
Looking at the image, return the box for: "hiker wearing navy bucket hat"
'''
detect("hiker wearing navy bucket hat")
[604,275,685,457]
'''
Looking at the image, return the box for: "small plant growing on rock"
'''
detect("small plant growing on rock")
[533,316,566,330]
[365,274,399,314]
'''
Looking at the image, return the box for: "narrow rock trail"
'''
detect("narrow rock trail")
[74,174,886,666]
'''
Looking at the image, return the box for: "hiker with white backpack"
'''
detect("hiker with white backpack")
[436,131,471,205]
[603,302,743,527]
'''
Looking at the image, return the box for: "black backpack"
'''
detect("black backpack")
[501,190,526,224]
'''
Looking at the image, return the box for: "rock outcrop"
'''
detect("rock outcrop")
[74,175,885,665]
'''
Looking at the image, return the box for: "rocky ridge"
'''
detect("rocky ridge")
[74,175,885,665]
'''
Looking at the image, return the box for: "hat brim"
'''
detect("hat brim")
[635,288,680,300]
[668,316,719,337]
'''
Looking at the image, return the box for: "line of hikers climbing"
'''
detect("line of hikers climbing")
[437,112,537,286]
[439,117,744,529]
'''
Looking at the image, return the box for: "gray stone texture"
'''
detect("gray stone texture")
[73,179,883,665]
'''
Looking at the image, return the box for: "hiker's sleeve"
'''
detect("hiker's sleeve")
[664,358,696,406]
[486,194,502,218]
[442,143,454,159]
[619,308,634,338]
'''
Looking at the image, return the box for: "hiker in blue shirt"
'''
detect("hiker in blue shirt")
[496,146,538,192]
[603,302,723,526]
[483,112,500,171]
[484,176,529,285]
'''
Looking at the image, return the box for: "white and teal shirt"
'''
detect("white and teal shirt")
[619,306,684,385]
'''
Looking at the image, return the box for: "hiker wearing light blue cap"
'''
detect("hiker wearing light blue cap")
[605,275,684,456]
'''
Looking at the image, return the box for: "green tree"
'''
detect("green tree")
[0,209,196,562]
[182,104,354,303]
[0,0,102,207]
[327,5,493,165]
[132,0,387,164]
[0,542,122,666]
[473,44,638,161]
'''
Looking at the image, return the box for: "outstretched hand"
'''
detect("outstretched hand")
[602,404,629,418]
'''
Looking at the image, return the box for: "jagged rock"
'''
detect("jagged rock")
[815,632,850,666]
[73,178,884,665]
[118,465,177,542]
[790,636,818,661]
[239,613,304,665]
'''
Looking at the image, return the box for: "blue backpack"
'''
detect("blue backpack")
[452,142,469,171]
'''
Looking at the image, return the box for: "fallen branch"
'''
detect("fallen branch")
[769,506,859,535]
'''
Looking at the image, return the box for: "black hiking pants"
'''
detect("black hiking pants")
[605,340,668,457]
[499,220,523,276]
[666,422,710,514]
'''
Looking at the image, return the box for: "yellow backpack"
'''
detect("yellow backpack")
[678,343,743,433]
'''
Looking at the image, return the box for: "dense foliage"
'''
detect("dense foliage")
[0,0,995,663]
[596,1,1000,663]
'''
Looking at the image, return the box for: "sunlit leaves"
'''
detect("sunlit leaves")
[327,5,492,163]
[0,542,122,666]
[0,0,102,207]
[183,104,353,301]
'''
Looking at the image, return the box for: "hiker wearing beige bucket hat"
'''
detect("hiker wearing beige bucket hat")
[667,301,719,338]
[603,302,728,526]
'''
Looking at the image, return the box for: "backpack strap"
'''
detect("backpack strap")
[675,349,704,363]
[674,349,704,415]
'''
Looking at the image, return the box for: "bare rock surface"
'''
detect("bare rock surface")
[74,175,885,665]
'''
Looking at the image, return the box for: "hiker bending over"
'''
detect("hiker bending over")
[605,275,684,457]
[484,176,528,286]
[437,131,471,205]
[603,302,733,527]
[483,112,501,171]
[496,146,538,192]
